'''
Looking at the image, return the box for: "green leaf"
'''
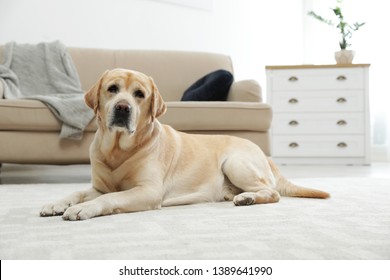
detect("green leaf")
[353,22,366,30]
[307,11,333,26]
[332,7,342,18]
[307,2,365,50]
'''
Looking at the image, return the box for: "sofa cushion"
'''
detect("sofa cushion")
[0,99,271,133]
[0,99,97,132]
[160,101,271,132]
[181,70,233,101]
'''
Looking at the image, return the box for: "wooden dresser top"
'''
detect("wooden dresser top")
[266,64,370,70]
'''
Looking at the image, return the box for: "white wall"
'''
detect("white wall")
[0,0,304,83]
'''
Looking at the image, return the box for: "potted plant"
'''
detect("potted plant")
[307,0,365,64]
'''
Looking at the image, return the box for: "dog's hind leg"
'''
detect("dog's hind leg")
[222,155,280,206]
[232,189,280,206]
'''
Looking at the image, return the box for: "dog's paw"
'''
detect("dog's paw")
[62,202,102,221]
[40,201,71,217]
[233,192,256,206]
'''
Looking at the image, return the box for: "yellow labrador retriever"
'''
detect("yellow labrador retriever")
[40,69,329,220]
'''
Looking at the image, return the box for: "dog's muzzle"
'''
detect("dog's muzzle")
[109,101,133,132]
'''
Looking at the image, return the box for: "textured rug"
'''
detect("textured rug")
[0,177,389,260]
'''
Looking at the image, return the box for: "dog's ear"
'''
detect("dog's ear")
[149,77,167,121]
[85,70,109,114]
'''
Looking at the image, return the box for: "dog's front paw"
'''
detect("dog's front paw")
[40,201,71,217]
[62,202,102,221]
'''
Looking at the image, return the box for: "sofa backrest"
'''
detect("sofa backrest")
[1,46,234,101]
[68,48,234,101]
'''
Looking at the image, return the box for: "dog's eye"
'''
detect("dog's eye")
[107,85,119,94]
[134,90,145,99]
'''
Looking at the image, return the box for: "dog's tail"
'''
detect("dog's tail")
[268,159,330,199]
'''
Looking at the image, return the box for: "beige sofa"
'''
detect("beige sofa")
[0,47,272,165]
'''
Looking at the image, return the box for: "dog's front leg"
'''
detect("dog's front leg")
[40,188,103,217]
[62,186,162,221]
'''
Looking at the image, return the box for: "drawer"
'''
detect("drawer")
[273,112,365,134]
[271,90,364,112]
[272,135,365,157]
[270,68,365,91]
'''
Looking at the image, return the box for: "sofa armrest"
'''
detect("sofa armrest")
[227,79,262,102]
[0,80,4,99]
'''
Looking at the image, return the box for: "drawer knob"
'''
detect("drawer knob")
[289,120,299,126]
[337,120,347,126]
[337,97,347,103]
[289,142,299,148]
[337,75,347,81]
[337,142,348,148]
[288,98,299,104]
[288,76,298,82]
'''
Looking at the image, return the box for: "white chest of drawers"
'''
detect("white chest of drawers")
[266,64,370,164]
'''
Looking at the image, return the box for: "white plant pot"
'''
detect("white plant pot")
[334,50,356,64]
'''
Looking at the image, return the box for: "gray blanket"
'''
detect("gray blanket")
[0,41,94,140]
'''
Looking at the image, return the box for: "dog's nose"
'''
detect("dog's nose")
[115,102,131,112]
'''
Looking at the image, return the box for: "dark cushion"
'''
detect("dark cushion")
[181,70,234,101]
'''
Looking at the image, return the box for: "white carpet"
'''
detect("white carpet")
[0,177,389,260]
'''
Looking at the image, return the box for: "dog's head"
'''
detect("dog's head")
[85,69,166,135]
